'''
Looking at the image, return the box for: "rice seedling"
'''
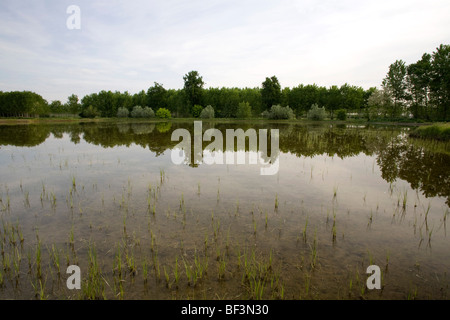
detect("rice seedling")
[309,229,318,269]
[402,188,408,211]
[174,256,179,287]
[24,191,30,207]
[31,279,47,300]
[333,185,338,199]
[51,192,56,209]
[332,212,337,243]
[164,266,171,288]
[36,237,42,279]
[50,245,61,276]
[274,194,278,210]
[125,249,137,276]
[218,253,227,281]
[142,258,148,284]
[204,233,209,254]
[84,243,105,300]
[304,272,311,296]
[153,252,161,281]
[265,211,268,229]
[300,216,308,243]
[385,250,390,272]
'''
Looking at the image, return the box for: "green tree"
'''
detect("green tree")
[336,109,347,121]
[307,104,327,121]
[367,88,392,120]
[133,90,148,107]
[66,94,81,114]
[407,53,432,119]
[82,105,100,118]
[117,107,129,118]
[236,101,252,118]
[430,44,450,120]
[49,100,64,113]
[166,89,185,117]
[147,82,168,110]
[326,85,341,119]
[183,71,204,114]
[156,108,171,119]
[200,105,215,119]
[192,105,203,118]
[382,60,407,118]
[261,76,281,110]
[131,106,144,118]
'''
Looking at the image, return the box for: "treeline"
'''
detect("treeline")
[0,91,48,117]
[371,44,450,121]
[1,44,448,121]
[77,74,373,119]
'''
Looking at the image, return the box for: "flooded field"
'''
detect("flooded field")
[0,121,449,300]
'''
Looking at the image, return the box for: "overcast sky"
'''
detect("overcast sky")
[0,0,449,102]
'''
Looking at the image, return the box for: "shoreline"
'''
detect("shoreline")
[0,117,438,127]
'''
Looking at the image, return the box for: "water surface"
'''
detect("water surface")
[0,121,449,300]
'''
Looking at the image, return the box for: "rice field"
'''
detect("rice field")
[0,121,449,300]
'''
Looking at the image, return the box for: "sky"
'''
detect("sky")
[0,0,449,103]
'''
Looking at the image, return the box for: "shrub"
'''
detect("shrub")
[200,105,215,119]
[267,105,295,120]
[236,102,252,118]
[117,107,129,118]
[261,110,270,119]
[142,107,155,118]
[82,105,100,118]
[192,105,203,118]
[336,109,347,121]
[307,104,327,121]
[156,108,171,119]
[131,106,144,118]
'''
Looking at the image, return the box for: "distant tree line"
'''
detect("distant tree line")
[0,91,48,117]
[0,44,448,121]
[369,44,450,121]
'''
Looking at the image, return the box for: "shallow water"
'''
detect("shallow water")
[0,121,449,300]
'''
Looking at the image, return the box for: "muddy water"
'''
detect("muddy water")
[0,121,449,300]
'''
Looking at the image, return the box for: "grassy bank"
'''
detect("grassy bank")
[410,123,450,141]
[0,116,438,127]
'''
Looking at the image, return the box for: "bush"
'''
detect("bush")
[307,104,327,121]
[236,102,252,118]
[156,108,171,119]
[200,105,215,119]
[82,105,100,118]
[267,105,295,120]
[131,106,144,118]
[261,110,270,119]
[192,105,203,118]
[117,107,129,118]
[142,107,155,118]
[336,109,347,121]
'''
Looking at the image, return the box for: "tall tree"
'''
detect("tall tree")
[382,60,407,118]
[407,53,432,119]
[183,71,204,114]
[326,85,341,119]
[430,44,450,120]
[261,76,281,110]
[66,94,81,114]
[147,82,168,110]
